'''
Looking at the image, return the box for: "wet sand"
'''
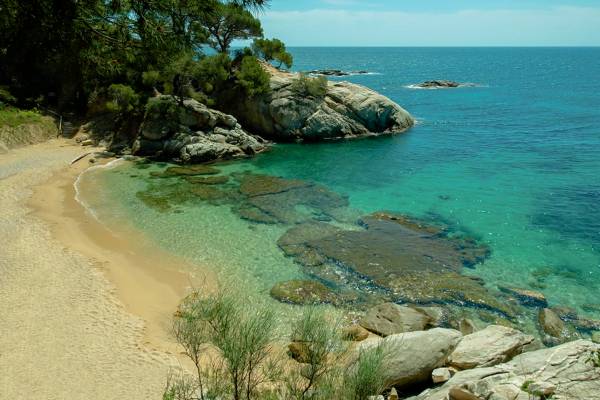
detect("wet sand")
[0,139,209,399]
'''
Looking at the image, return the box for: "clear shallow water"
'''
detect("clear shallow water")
[81,48,600,326]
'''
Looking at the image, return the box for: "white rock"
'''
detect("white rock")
[360,328,462,388]
[431,368,452,384]
[449,325,534,369]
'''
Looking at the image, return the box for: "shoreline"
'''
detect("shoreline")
[0,139,207,399]
[29,152,211,351]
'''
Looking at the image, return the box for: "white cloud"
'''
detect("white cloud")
[261,6,600,46]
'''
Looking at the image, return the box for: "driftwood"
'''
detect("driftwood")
[70,152,91,165]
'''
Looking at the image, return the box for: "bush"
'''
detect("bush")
[343,344,388,400]
[197,53,233,95]
[0,86,17,108]
[105,84,140,114]
[291,74,328,99]
[234,56,270,97]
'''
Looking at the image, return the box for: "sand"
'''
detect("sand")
[0,139,206,399]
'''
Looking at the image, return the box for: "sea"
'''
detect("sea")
[78,47,600,332]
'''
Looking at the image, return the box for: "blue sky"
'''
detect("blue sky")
[259,0,600,46]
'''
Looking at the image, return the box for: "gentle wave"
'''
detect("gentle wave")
[74,158,125,224]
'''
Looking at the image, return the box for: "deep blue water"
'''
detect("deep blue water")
[85,48,600,323]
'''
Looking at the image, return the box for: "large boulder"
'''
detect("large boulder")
[133,96,268,163]
[448,325,534,369]
[223,64,414,141]
[360,303,434,337]
[410,340,600,400]
[359,328,462,388]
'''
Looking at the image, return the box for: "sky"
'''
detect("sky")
[259,0,600,46]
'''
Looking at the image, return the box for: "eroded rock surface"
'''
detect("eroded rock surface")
[360,328,462,388]
[133,96,268,163]
[411,340,600,400]
[448,325,535,369]
[224,64,414,141]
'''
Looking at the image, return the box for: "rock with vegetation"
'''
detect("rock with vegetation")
[410,340,600,400]
[360,328,462,389]
[133,96,268,163]
[223,64,414,141]
[448,325,534,370]
[360,303,434,337]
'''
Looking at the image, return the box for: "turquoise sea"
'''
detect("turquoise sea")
[80,48,600,332]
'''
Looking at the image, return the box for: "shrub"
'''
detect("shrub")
[234,56,270,97]
[290,74,328,99]
[252,38,293,70]
[105,84,140,114]
[343,343,388,400]
[0,86,17,107]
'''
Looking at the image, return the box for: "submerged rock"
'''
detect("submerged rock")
[235,174,349,224]
[223,64,414,141]
[277,212,510,315]
[270,279,338,305]
[498,285,548,308]
[184,175,229,185]
[538,308,566,338]
[448,325,534,369]
[133,96,268,163]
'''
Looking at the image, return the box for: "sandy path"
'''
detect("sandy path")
[0,140,183,399]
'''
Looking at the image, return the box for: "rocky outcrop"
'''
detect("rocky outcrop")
[223,64,414,141]
[448,325,535,369]
[305,69,370,77]
[360,328,462,388]
[360,303,434,337]
[410,340,600,400]
[416,80,462,88]
[133,96,268,163]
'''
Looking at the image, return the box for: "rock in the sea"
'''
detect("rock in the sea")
[415,80,462,89]
[360,303,434,337]
[236,174,349,224]
[448,325,534,370]
[360,328,462,388]
[184,175,229,185]
[270,279,338,305]
[223,64,413,141]
[538,308,566,338]
[498,285,548,308]
[411,340,600,400]
[134,96,268,163]
[278,212,510,316]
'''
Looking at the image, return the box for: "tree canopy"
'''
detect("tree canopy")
[0,0,278,112]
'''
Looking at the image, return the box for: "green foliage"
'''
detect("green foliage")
[252,38,294,70]
[197,53,233,95]
[287,307,346,400]
[0,87,17,108]
[105,84,140,114]
[291,74,328,99]
[343,344,388,400]
[0,0,274,112]
[170,289,279,400]
[0,108,44,127]
[235,56,271,97]
[202,3,264,53]
[588,349,600,367]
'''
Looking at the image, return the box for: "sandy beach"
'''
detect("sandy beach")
[0,139,204,399]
